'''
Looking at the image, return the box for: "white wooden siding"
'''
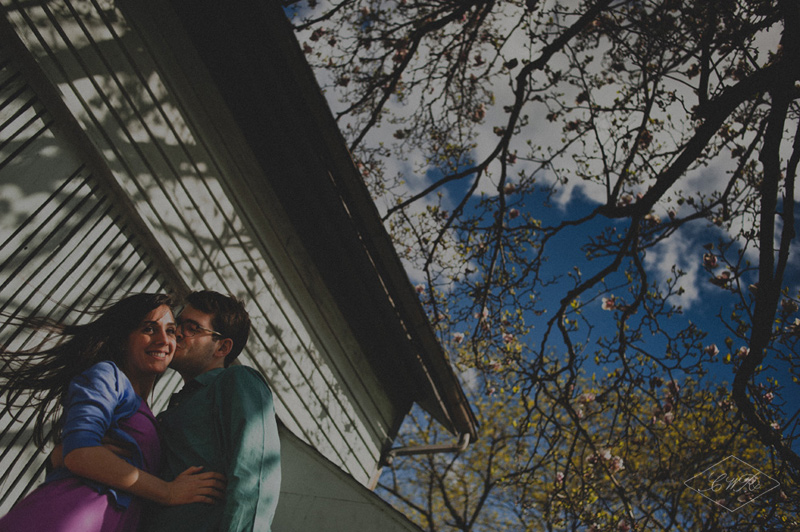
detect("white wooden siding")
[0,38,180,512]
[1,0,400,509]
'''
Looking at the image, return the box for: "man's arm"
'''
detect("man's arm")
[217,366,281,531]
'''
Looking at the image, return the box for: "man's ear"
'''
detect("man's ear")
[214,338,234,359]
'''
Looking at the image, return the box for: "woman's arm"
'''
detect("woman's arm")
[60,362,225,506]
[65,447,225,506]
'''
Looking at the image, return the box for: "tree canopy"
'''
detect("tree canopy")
[287,0,799,528]
[381,376,799,531]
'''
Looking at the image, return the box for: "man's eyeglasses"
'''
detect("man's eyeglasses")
[177,319,223,338]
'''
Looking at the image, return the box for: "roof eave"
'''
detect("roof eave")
[166,0,478,440]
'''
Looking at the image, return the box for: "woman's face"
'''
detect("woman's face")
[123,304,177,379]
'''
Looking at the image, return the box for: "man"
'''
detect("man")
[145,290,281,531]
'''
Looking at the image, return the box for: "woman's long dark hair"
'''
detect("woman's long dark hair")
[0,293,174,448]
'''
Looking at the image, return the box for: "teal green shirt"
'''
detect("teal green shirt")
[146,366,281,531]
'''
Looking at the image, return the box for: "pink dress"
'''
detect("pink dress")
[0,401,161,532]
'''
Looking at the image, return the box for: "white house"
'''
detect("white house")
[0,0,478,529]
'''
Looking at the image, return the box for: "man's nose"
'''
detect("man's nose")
[175,322,186,340]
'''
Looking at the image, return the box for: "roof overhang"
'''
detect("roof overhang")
[165,0,478,440]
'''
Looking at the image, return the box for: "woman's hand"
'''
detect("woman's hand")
[163,466,227,506]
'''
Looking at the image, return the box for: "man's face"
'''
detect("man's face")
[172,304,223,380]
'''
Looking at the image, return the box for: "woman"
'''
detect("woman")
[0,293,225,531]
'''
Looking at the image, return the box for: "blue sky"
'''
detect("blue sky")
[481,183,800,452]
[285,0,800,455]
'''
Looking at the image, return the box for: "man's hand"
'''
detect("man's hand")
[164,466,227,506]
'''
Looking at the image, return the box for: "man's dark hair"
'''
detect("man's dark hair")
[185,290,250,366]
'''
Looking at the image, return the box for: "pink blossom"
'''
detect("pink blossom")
[618,520,631,532]
[667,208,677,220]
[473,306,489,321]
[644,213,661,225]
[503,183,517,195]
[663,412,675,425]
[771,422,781,431]
[617,194,633,207]
[763,392,774,403]
[602,296,617,310]
[502,332,515,344]
[609,455,625,473]
[709,270,731,286]
[579,392,596,404]
[555,472,565,485]
[703,252,718,268]
[781,299,799,314]
[309,28,325,42]
[472,103,486,122]
[737,346,750,358]
[415,284,425,294]
[509,208,520,219]
[704,344,719,357]
[453,332,465,344]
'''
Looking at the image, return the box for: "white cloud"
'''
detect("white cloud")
[643,228,705,308]
[293,1,797,304]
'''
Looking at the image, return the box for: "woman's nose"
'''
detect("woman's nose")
[154,327,173,345]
